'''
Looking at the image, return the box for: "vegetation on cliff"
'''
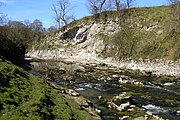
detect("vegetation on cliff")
[98,5,180,60]
[86,5,179,60]
[34,5,180,61]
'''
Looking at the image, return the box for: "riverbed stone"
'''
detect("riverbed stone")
[98,96,103,99]
[59,67,66,74]
[120,116,129,120]
[30,60,180,120]
[134,116,146,120]
[64,89,80,96]
[112,74,119,78]
[74,96,101,119]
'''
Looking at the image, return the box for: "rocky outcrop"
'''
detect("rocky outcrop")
[27,47,180,77]
[107,92,132,112]
[106,92,166,120]
[27,6,180,77]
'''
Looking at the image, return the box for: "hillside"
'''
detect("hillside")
[29,5,179,61]
[0,56,96,120]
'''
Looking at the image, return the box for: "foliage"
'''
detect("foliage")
[0,19,46,66]
[52,0,75,30]
[0,26,25,66]
[0,57,94,120]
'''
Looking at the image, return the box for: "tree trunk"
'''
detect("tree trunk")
[100,0,106,13]
[115,0,120,11]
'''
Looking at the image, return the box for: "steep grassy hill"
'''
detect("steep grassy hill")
[0,56,94,120]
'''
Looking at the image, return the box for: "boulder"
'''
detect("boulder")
[64,89,80,96]
[59,67,66,74]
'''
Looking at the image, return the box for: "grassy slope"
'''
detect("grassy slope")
[97,5,180,60]
[0,56,93,120]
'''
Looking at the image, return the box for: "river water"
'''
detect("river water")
[29,61,180,120]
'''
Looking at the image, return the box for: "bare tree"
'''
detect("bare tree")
[47,26,57,33]
[168,0,180,4]
[115,0,120,11]
[125,0,135,9]
[30,19,44,33]
[104,0,114,10]
[66,15,75,23]
[52,4,61,30]
[58,0,69,26]
[52,0,75,30]
[87,0,99,15]
[87,0,106,14]
[99,0,106,13]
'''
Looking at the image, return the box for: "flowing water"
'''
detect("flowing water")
[30,61,180,120]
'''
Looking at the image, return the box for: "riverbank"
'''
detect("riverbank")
[30,59,180,120]
[27,5,180,77]
[26,50,180,77]
[0,56,100,120]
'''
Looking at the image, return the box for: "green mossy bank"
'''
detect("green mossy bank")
[0,56,94,120]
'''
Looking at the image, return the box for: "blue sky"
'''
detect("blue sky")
[0,0,168,28]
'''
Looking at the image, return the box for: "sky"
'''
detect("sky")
[0,0,169,28]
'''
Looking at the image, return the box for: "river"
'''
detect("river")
[29,60,180,120]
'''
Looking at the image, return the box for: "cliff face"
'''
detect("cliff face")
[29,5,179,61]
[27,5,180,76]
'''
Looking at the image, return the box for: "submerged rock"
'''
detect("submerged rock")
[120,116,129,120]
[118,77,144,86]
[107,101,131,112]
[98,96,103,99]
[74,96,101,120]
[64,89,80,96]
[107,92,132,111]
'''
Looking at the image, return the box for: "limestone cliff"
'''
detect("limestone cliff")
[27,5,180,76]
